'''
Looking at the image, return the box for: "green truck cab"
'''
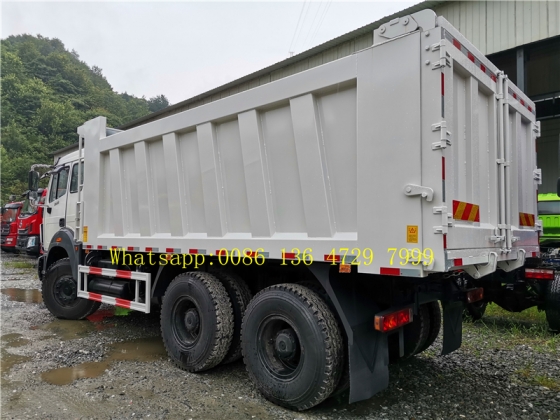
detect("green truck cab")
[538,193,560,247]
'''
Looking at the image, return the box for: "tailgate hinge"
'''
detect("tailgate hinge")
[496,158,510,166]
[431,121,452,150]
[404,184,434,201]
[533,121,541,137]
[533,168,542,184]
[433,206,453,234]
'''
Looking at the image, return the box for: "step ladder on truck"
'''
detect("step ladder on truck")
[30,9,543,410]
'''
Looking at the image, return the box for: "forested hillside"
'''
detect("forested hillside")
[1,34,169,203]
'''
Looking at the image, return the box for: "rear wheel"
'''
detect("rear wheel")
[161,272,234,372]
[389,304,431,361]
[42,258,100,319]
[545,272,560,332]
[417,301,441,353]
[464,301,488,321]
[210,269,252,364]
[241,284,343,410]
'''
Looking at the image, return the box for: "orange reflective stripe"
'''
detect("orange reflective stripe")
[454,201,467,219]
[467,204,479,222]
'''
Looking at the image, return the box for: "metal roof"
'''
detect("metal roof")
[118,0,445,130]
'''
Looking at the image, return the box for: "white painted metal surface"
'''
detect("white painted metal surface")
[78,11,540,277]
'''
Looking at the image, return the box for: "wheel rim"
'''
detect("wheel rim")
[172,297,201,348]
[257,315,303,380]
[53,275,79,307]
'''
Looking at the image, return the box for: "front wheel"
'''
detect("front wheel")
[42,258,100,319]
[241,284,343,411]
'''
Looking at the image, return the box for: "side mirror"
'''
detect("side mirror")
[28,170,39,192]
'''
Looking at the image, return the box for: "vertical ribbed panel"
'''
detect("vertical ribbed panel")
[238,110,275,237]
[109,149,126,236]
[197,122,227,237]
[134,141,155,237]
[163,133,188,236]
[290,93,335,237]
[215,119,251,233]
[178,131,206,233]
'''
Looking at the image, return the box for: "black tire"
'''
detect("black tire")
[161,271,234,372]
[42,258,101,320]
[241,284,343,411]
[545,271,560,332]
[297,280,350,398]
[464,301,488,321]
[416,301,441,354]
[389,304,431,361]
[210,269,252,364]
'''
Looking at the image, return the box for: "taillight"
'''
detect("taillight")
[525,268,555,280]
[374,308,413,332]
[466,287,484,304]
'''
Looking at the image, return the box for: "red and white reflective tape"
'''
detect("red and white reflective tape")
[78,265,150,281]
[78,292,149,312]
[448,255,489,268]
[217,249,269,258]
[380,267,423,277]
[508,87,535,115]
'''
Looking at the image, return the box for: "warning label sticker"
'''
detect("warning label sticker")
[407,225,418,243]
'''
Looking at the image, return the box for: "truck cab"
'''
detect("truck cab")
[538,193,560,248]
[1,201,23,252]
[16,188,47,256]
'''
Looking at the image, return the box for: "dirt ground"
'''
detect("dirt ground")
[1,250,559,419]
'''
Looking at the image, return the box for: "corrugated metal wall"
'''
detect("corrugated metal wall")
[435,1,560,55]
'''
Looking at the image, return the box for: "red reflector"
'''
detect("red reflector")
[525,268,555,280]
[442,156,446,180]
[111,246,118,249]
[513,93,517,99]
[441,72,444,96]
[189,248,198,254]
[374,308,413,332]
[466,288,484,304]
[324,254,341,263]
[380,267,400,276]
[283,252,296,259]
[443,234,447,249]
[97,245,103,250]
[467,52,475,62]
[491,74,497,82]
[89,267,103,275]
[452,38,461,49]
[127,247,134,251]
[453,258,463,267]
[528,106,532,112]
[166,248,174,253]
[520,99,525,106]
[216,249,227,256]
[145,247,153,252]
[480,63,486,73]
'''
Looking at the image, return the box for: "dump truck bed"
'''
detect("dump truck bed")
[80,12,539,277]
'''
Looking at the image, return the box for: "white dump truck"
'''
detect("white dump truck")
[30,10,541,410]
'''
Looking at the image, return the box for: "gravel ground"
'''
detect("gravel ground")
[1,250,559,419]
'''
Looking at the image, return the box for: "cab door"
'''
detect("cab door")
[44,167,69,250]
[65,161,83,235]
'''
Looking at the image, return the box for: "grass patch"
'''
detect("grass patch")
[462,303,560,354]
[516,365,560,390]
[3,261,35,269]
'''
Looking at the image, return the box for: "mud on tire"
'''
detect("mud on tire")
[241,284,343,411]
[42,258,101,320]
[160,271,234,372]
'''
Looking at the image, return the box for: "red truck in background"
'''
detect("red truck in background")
[16,188,47,256]
[1,201,23,252]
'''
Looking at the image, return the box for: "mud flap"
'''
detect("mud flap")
[441,300,463,355]
[308,264,389,403]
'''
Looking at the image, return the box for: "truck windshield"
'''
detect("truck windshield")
[20,197,37,216]
[1,208,18,223]
[538,200,560,215]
